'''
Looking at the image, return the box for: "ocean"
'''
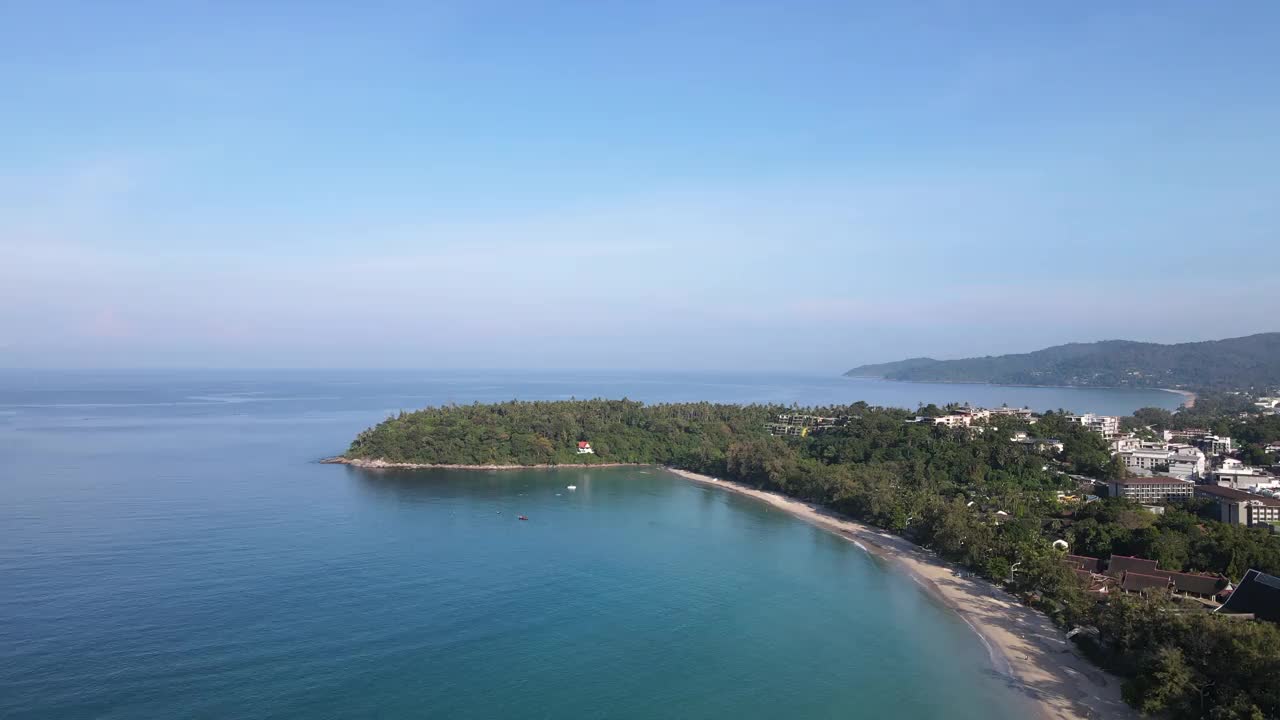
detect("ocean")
[0,370,1175,718]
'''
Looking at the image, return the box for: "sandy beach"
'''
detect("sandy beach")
[664,467,1136,720]
[1162,388,1197,408]
[322,457,643,471]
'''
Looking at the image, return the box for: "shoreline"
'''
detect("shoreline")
[663,467,1136,720]
[1161,387,1197,408]
[321,457,644,471]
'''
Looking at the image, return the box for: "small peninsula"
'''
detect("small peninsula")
[341,397,1280,719]
[846,332,1280,391]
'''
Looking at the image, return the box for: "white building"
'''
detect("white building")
[1215,465,1270,490]
[1011,432,1065,454]
[1120,449,1176,474]
[1110,435,1142,453]
[1246,480,1280,496]
[1167,451,1207,482]
[1067,413,1121,439]
[909,414,973,427]
[576,441,594,454]
[1117,446,1205,481]
[954,406,991,423]
[1201,435,1234,455]
[1109,477,1195,503]
[988,406,1035,420]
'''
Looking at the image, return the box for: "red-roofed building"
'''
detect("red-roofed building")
[1152,570,1228,598]
[576,441,594,455]
[1106,555,1160,579]
[1122,571,1172,594]
[1065,554,1103,573]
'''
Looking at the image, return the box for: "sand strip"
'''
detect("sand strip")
[322,457,643,471]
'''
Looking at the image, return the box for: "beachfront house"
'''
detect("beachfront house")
[577,441,594,454]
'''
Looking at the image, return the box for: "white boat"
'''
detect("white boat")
[566,485,577,490]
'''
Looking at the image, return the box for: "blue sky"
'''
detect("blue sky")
[2,1,1277,371]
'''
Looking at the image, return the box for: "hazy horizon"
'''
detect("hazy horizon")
[0,331,1275,374]
[4,3,1278,371]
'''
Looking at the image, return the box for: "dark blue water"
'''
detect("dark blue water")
[0,370,1164,718]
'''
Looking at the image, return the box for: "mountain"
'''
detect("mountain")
[845,333,1280,390]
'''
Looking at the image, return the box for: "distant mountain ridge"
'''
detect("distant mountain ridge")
[845,333,1280,390]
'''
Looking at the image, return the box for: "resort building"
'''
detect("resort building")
[1105,555,1160,578]
[910,406,1039,429]
[1010,432,1064,454]
[768,414,844,437]
[1195,485,1280,527]
[1116,446,1205,481]
[947,406,992,423]
[1065,555,1103,573]
[1119,449,1176,473]
[1212,459,1271,488]
[1157,570,1230,599]
[1218,569,1280,623]
[1110,435,1143,453]
[1200,435,1234,455]
[1170,428,1211,443]
[1122,572,1173,594]
[1215,469,1270,489]
[1107,476,1194,503]
[776,414,841,428]
[1066,413,1120,439]
[766,423,809,437]
[907,414,972,428]
[1069,554,1226,598]
[1167,453,1206,482]
[987,406,1035,420]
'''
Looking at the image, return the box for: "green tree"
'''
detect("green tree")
[1122,646,1198,716]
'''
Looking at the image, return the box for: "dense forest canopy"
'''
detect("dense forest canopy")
[845,332,1280,390]
[347,398,1280,718]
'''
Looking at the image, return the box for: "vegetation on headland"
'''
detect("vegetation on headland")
[347,398,1280,718]
[846,332,1280,391]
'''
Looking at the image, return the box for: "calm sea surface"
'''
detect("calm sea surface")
[0,371,1175,718]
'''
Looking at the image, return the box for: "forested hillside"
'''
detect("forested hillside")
[846,332,1280,390]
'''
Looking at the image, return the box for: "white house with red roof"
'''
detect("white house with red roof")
[577,441,594,454]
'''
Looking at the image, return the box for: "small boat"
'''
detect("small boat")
[566,485,577,490]
[518,515,529,521]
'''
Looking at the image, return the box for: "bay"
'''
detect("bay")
[0,369,1167,718]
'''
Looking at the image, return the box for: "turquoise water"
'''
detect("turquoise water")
[0,369,1166,718]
